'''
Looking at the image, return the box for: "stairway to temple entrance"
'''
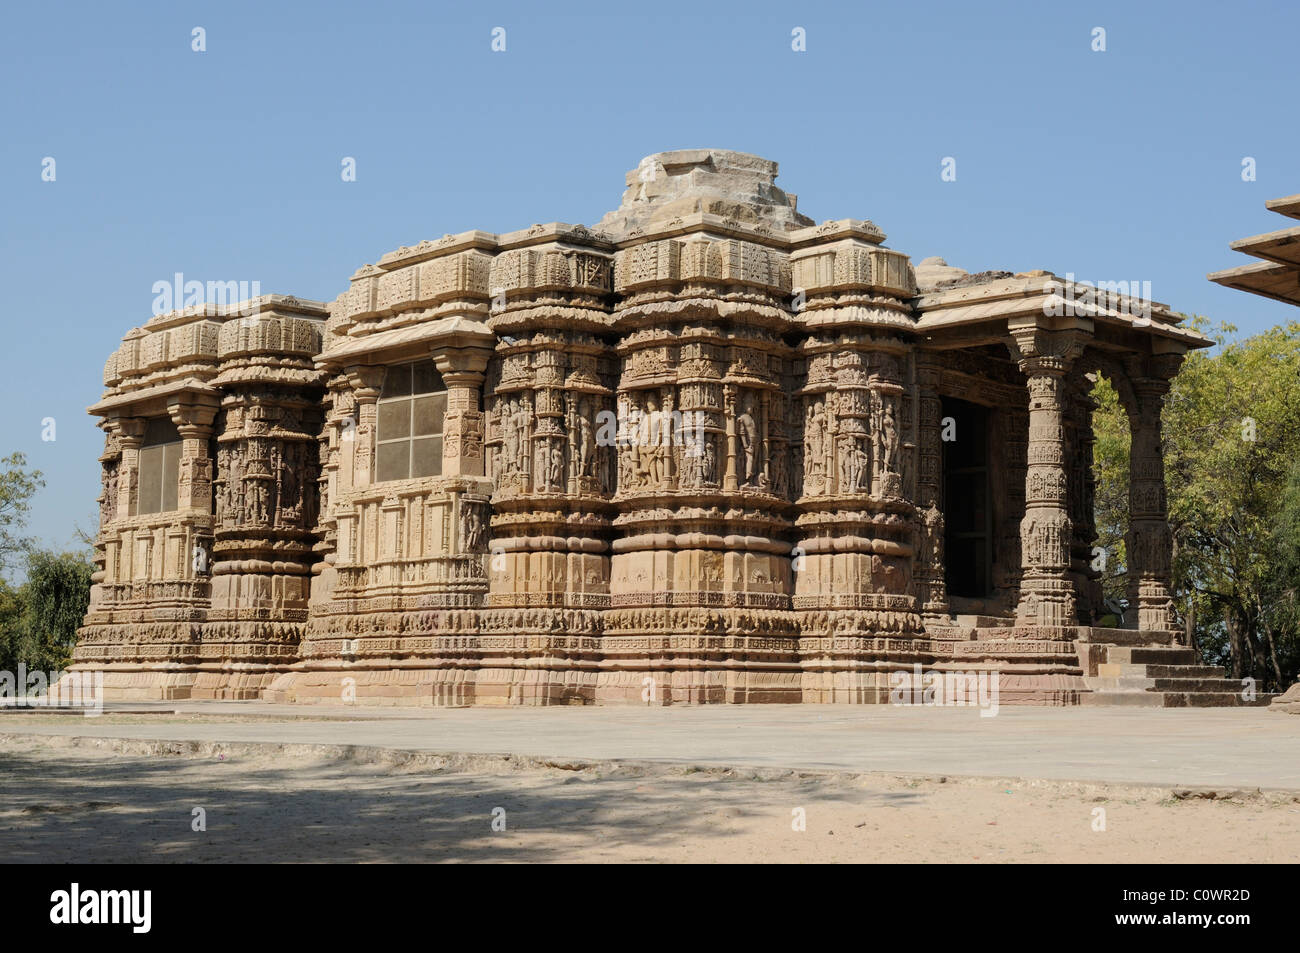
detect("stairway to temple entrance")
[1080,643,1277,707]
[935,620,1278,707]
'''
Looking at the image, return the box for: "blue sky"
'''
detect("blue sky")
[1,0,1297,554]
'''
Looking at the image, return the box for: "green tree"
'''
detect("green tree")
[0,452,44,572]
[0,578,26,673]
[19,549,94,671]
[1090,375,1130,613]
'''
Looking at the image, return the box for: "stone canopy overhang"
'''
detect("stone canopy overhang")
[913,272,1211,357]
[314,315,495,372]
[88,378,221,420]
[1210,193,1300,307]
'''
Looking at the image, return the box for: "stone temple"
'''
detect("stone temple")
[76,148,1248,707]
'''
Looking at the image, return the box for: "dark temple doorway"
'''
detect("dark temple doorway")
[942,397,993,600]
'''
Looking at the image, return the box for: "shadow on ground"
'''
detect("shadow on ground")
[0,743,923,862]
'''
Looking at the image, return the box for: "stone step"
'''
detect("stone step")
[1150,677,1251,694]
[1138,664,1228,679]
[1083,690,1277,708]
[1086,627,1176,646]
[1097,662,1225,679]
[1107,646,1198,665]
[1161,692,1277,708]
[1083,641,1276,706]
[1085,675,1156,692]
[1080,691,1165,707]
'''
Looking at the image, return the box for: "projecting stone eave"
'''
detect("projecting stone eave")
[1228,223,1300,267]
[87,377,221,418]
[1265,193,1300,220]
[314,314,495,371]
[914,271,1209,351]
[1210,192,1300,306]
[1208,259,1300,307]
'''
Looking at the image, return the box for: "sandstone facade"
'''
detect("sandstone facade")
[76,149,1213,706]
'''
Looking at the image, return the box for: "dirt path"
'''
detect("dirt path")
[1,736,1297,863]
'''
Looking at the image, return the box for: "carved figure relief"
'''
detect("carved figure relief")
[460,501,487,552]
[804,400,825,479]
[736,396,759,486]
[576,398,596,478]
[637,393,669,487]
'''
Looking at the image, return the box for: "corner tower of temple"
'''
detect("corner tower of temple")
[76,149,1216,706]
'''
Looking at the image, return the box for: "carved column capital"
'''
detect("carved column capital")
[109,415,147,448]
[431,345,490,385]
[166,397,219,438]
[345,364,387,400]
[1008,325,1087,377]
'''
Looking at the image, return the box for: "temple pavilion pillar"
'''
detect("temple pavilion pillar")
[1010,326,1085,629]
[1125,356,1181,633]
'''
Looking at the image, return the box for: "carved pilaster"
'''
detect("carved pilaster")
[915,356,949,620]
[111,416,146,521]
[345,365,385,489]
[432,346,490,478]
[167,397,218,514]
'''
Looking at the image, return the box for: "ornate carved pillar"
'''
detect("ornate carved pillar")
[432,346,489,478]
[1126,358,1180,632]
[1011,327,1084,629]
[604,229,798,706]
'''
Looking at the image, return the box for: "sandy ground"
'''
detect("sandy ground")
[1,734,1297,863]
